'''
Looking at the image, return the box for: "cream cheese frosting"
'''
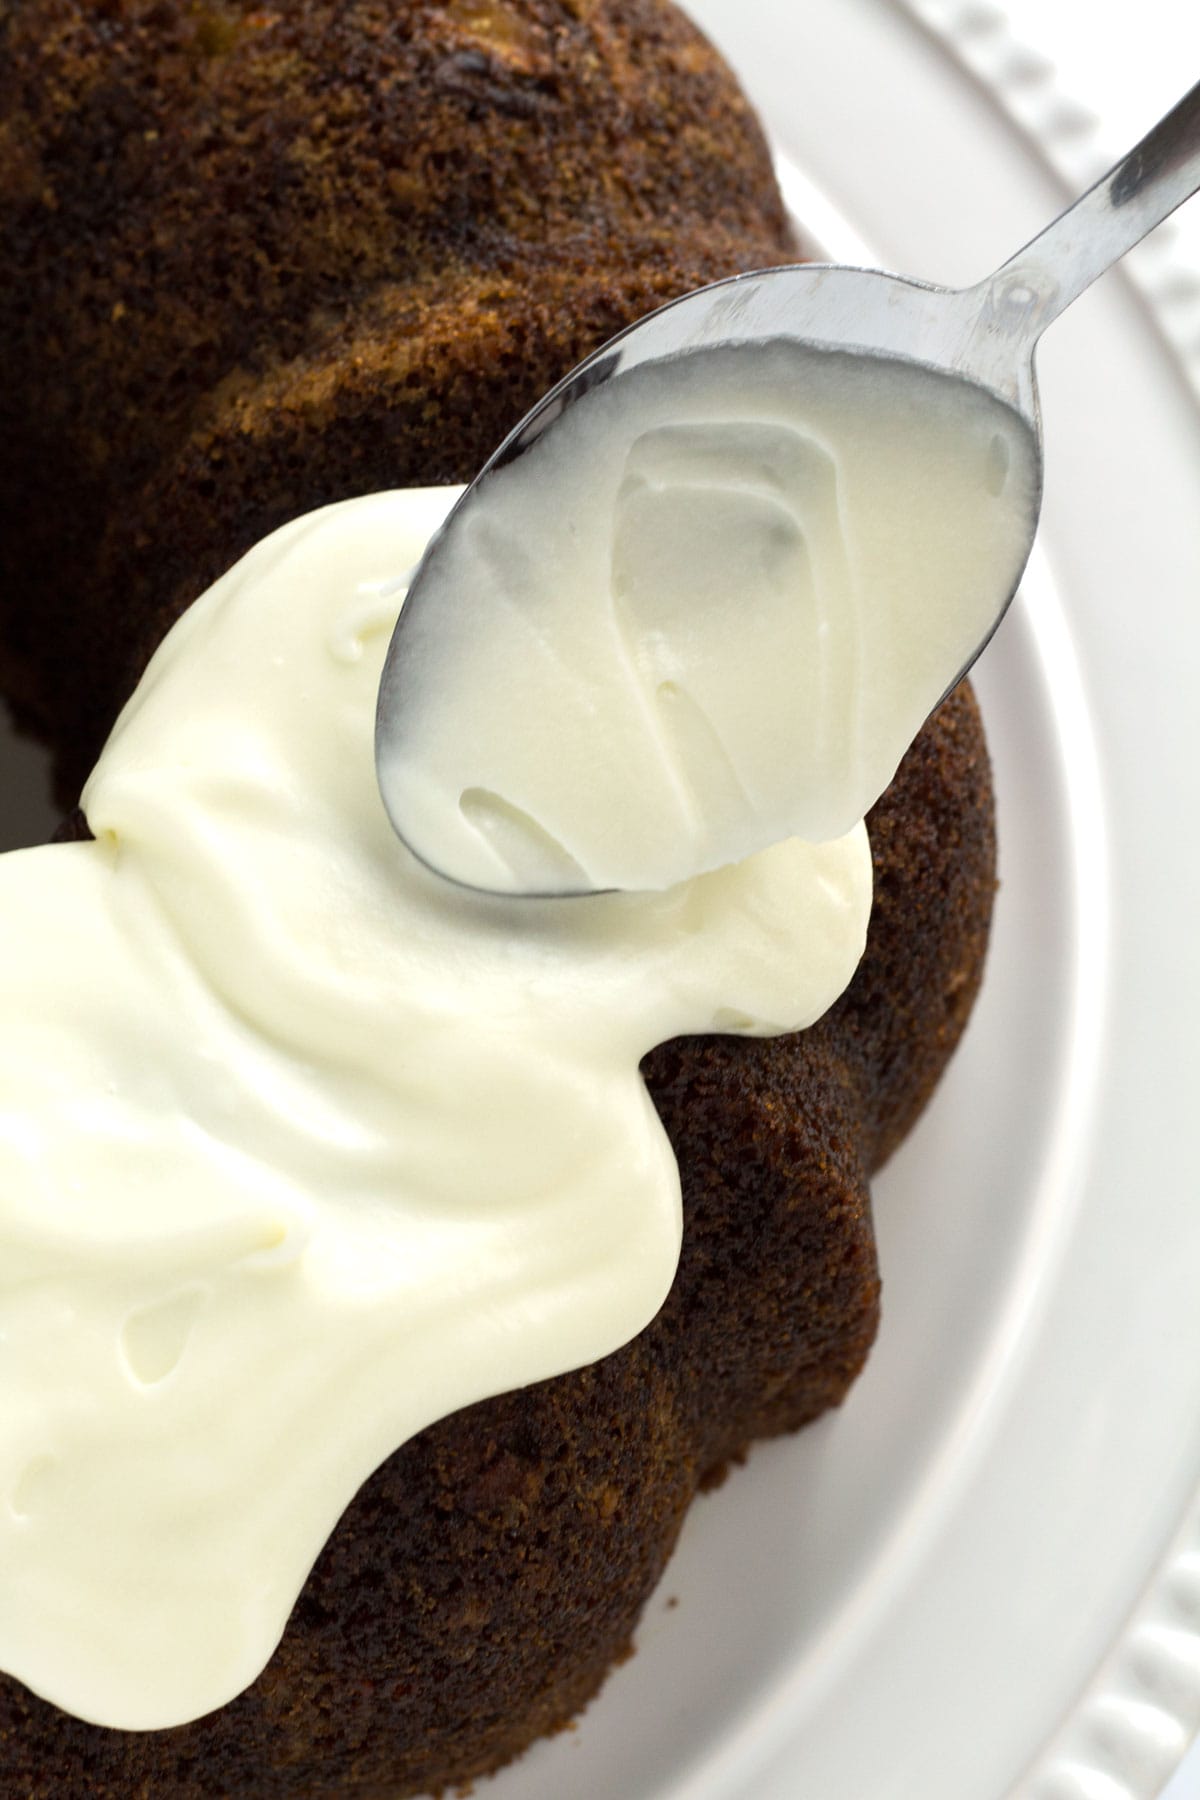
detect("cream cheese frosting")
[0,486,872,1730]
[378,343,1036,895]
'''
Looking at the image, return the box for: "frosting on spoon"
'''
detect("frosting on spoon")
[379,343,1035,894]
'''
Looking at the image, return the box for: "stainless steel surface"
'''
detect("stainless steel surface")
[376,80,1200,895]
[960,77,1200,388]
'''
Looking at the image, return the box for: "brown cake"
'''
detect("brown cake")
[0,3,996,1796]
[0,0,798,802]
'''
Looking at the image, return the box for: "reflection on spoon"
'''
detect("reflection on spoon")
[377,80,1200,897]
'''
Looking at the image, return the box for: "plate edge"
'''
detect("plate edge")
[898,0,1200,411]
[882,11,1200,1797]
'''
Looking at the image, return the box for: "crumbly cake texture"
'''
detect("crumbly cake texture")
[0,3,997,1796]
[0,0,796,801]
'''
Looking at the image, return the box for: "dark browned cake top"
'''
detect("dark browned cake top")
[0,0,794,792]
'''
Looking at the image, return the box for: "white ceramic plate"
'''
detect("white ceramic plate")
[3,3,1199,1798]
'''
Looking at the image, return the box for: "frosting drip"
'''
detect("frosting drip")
[0,487,871,1729]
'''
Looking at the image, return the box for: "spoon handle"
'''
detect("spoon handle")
[973,78,1200,344]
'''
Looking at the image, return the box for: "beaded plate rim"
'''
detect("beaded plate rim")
[898,0,1200,408]
[889,10,1200,1798]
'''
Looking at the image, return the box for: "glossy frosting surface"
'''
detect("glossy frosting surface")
[0,487,871,1729]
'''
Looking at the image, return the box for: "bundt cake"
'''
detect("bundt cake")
[0,3,997,1797]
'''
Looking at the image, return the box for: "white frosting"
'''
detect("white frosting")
[0,487,871,1730]
[378,343,1036,894]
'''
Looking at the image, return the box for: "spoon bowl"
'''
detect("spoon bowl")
[376,78,1200,898]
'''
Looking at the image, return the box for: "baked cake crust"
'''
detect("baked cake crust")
[0,0,796,800]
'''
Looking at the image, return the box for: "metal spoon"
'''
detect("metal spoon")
[376,79,1200,897]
